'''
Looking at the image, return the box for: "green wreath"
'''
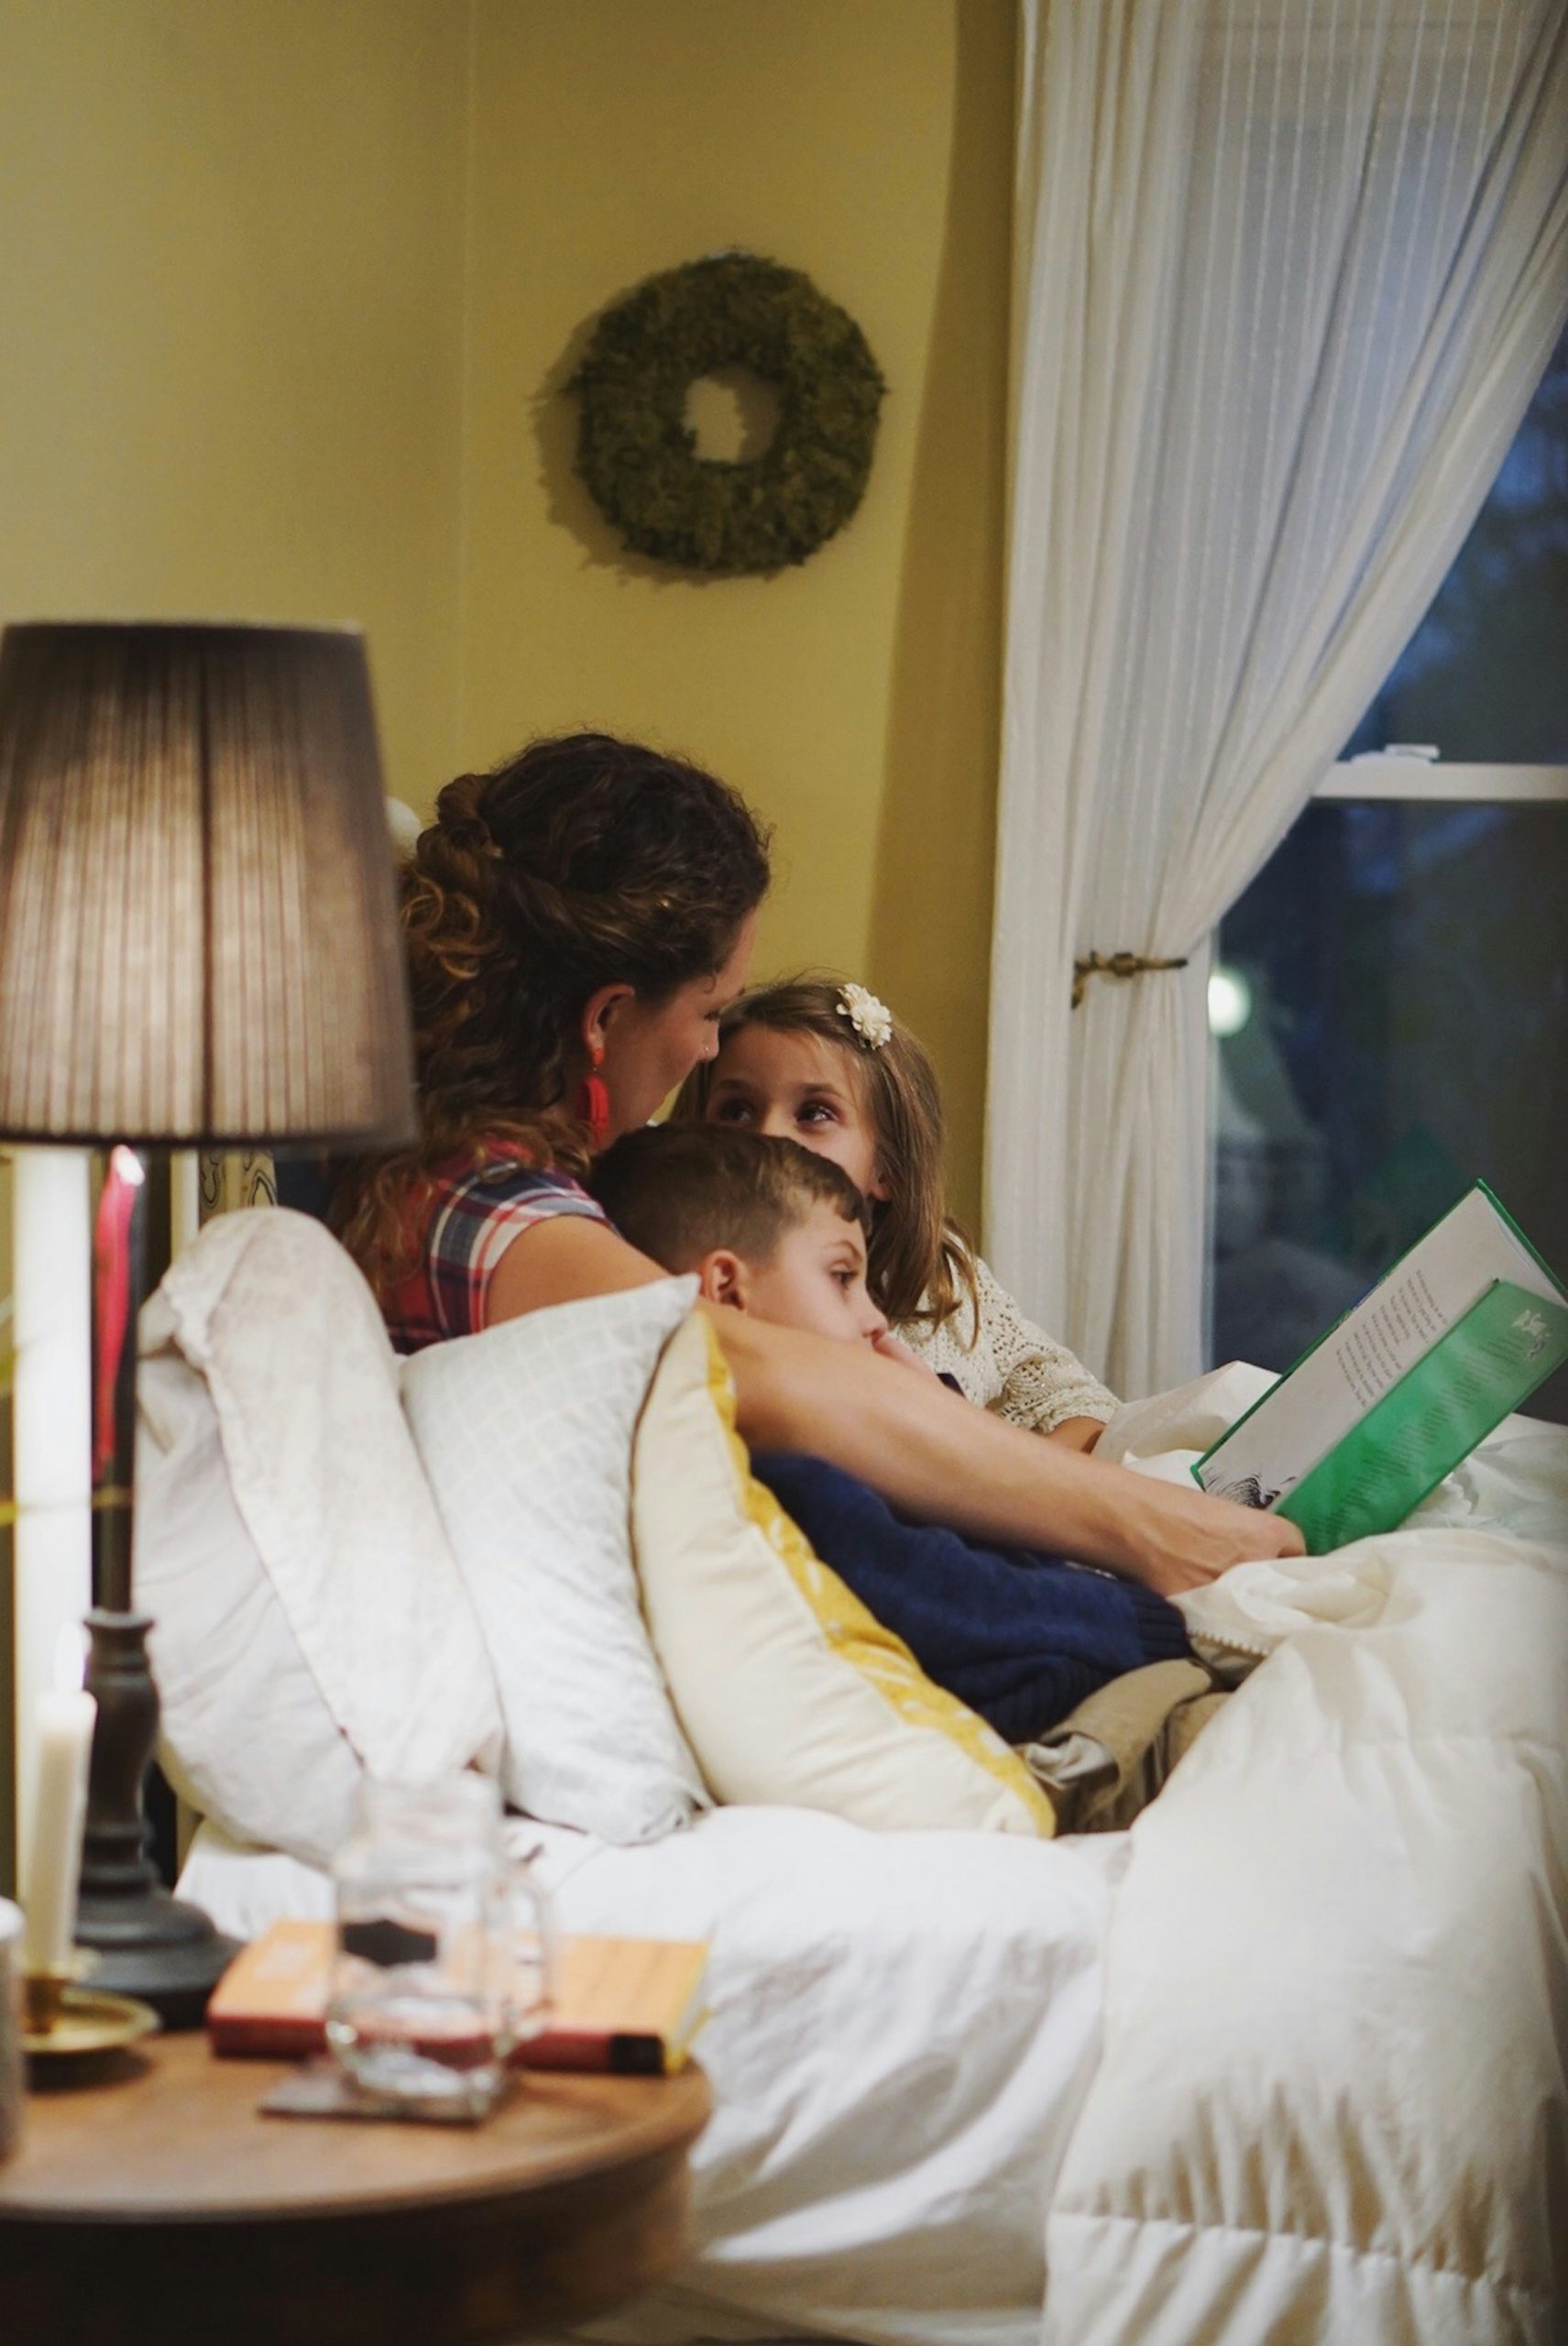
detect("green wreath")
[571,254,885,576]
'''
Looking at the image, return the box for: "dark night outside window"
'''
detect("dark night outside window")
[1211,323,1568,1424]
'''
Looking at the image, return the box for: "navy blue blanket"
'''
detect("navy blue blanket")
[751,1451,1190,1743]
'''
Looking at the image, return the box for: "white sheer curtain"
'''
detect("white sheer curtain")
[987,0,1568,1399]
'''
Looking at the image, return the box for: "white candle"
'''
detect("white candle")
[20,1674,96,1976]
[11,1146,93,1873]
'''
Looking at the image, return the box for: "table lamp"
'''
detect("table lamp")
[0,622,416,2023]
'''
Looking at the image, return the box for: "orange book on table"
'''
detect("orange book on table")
[207,1919,709,2077]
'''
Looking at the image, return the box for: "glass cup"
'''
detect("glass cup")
[326,1774,552,2117]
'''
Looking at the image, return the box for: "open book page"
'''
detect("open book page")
[1272,1279,1568,1551]
[1196,1185,1564,1510]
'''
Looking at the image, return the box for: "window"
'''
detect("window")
[1210,323,1568,1423]
[1341,322,1568,769]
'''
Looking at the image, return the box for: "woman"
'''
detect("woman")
[334,731,1301,1595]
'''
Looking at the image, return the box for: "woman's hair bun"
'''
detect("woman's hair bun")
[433,773,501,859]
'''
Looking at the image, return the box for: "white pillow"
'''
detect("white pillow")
[140,1353,362,1867]
[631,1311,1057,1836]
[138,1210,503,1869]
[401,1279,707,1845]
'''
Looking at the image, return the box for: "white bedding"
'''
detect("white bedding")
[180,1411,1568,2346]
[1043,1525,1568,2346]
[183,1807,1122,2346]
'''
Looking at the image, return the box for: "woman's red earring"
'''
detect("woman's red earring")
[577,1046,610,1149]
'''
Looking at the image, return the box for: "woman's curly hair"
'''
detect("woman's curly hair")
[334,731,771,1295]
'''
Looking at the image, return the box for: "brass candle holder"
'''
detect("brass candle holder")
[23,1966,73,2037]
[21,1951,160,2064]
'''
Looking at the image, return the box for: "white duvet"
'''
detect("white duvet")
[185,1805,1122,2346]
[1044,1522,1568,2346]
[182,1413,1568,2346]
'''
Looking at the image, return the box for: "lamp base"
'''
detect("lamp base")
[75,1609,239,2030]
[73,1891,239,2032]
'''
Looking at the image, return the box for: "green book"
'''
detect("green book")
[1193,1182,1568,1552]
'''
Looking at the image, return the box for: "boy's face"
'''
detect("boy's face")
[706,1200,888,1348]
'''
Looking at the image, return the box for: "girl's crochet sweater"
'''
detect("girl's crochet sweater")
[896,1255,1117,1433]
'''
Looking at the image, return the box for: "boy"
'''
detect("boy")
[588,1126,1191,1740]
[588,1121,892,1354]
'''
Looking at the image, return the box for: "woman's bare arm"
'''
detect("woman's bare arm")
[487,1212,673,1314]
[487,1218,1304,1596]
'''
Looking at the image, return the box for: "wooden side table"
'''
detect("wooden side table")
[0,2033,710,2346]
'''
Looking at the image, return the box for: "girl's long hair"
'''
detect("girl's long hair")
[334,731,771,1296]
[672,973,980,1333]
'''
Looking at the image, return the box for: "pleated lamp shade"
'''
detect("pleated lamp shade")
[0,622,415,1146]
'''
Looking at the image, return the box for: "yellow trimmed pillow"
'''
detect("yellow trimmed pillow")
[631,1311,1055,1837]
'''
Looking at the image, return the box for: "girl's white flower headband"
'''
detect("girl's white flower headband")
[837,981,893,1051]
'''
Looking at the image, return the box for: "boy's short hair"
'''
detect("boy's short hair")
[587,1124,868,1276]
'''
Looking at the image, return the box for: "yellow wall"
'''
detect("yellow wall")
[0,0,469,806]
[459,0,1014,1225]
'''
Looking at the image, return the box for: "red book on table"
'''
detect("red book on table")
[207,1919,709,2077]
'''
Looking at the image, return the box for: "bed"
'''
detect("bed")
[148,1212,1568,2346]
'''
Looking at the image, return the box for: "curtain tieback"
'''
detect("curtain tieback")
[1071,950,1190,1009]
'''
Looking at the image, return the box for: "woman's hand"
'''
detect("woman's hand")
[1111,1473,1305,1598]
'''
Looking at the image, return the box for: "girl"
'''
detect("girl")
[674,974,1115,1450]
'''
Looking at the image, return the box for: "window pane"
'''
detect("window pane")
[1343,320,1568,762]
[1211,799,1568,1424]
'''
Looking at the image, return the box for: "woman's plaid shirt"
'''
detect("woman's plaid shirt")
[384,1148,609,1353]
